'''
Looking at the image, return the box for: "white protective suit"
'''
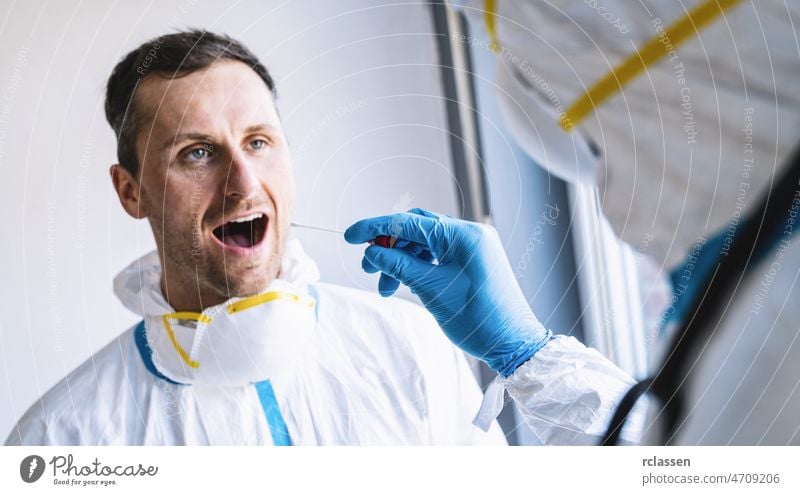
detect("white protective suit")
[456,0,800,444]
[5,240,508,445]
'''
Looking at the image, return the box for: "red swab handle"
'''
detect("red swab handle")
[371,235,398,248]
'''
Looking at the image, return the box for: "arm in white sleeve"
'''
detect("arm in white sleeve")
[476,335,645,445]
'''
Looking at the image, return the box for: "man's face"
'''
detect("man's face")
[132,60,293,306]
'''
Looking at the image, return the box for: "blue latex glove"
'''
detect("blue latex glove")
[345,208,553,376]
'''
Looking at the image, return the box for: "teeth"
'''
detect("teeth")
[229,213,264,224]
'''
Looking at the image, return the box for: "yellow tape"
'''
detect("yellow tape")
[560,0,743,130]
[227,290,315,315]
[484,0,499,53]
[161,312,210,369]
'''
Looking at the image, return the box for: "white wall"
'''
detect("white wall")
[0,0,460,439]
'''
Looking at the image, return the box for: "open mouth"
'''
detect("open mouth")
[212,212,268,249]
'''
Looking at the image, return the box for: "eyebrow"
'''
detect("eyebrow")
[160,124,279,152]
[160,132,213,152]
[243,123,280,135]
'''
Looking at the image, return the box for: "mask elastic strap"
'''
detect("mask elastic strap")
[162,312,212,369]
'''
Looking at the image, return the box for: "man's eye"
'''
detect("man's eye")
[250,139,268,150]
[187,146,212,160]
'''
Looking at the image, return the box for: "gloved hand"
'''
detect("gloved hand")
[345,208,553,376]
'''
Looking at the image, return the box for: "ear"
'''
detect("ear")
[110,164,148,219]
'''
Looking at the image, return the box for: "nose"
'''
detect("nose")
[223,150,261,200]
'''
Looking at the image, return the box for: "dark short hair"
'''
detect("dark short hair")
[104,29,276,176]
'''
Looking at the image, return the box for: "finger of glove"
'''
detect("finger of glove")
[344,212,442,250]
[369,242,420,296]
[362,255,380,274]
[363,242,431,274]
[377,273,401,297]
[364,244,435,289]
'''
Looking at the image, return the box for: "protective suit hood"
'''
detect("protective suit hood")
[113,239,321,386]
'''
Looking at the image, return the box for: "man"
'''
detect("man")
[5,30,505,446]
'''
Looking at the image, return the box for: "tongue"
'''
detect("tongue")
[219,220,255,248]
[224,231,253,247]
